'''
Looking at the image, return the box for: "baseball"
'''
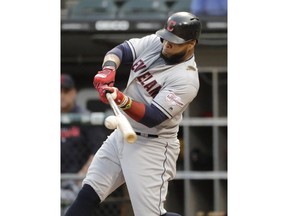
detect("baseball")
[104,115,118,130]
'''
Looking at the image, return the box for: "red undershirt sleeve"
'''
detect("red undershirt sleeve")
[123,101,168,128]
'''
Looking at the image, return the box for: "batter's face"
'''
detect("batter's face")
[161,39,195,64]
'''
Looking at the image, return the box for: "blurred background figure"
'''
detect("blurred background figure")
[61,73,109,210]
[61,73,82,114]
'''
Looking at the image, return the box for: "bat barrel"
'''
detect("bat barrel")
[117,113,137,143]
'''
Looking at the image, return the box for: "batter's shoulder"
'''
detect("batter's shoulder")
[166,62,199,88]
[176,60,198,76]
[144,33,162,44]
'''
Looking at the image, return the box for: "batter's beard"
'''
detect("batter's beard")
[160,50,187,65]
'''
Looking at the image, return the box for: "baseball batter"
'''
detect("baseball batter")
[65,12,201,216]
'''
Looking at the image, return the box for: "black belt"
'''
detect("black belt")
[135,132,158,138]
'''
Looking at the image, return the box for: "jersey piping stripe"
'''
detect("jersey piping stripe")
[153,100,173,118]
[158,141,168,215]
[126,40,136,60]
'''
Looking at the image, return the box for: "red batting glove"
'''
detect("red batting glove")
[96,85,125,105]
[93,66,116,90]
[101,86,132,109]
[97,84,110,104]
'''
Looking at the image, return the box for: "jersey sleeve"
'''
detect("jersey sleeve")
[152,70,199,119]
[126,34,160,61]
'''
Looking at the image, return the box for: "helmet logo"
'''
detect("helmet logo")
[167,20,176,32]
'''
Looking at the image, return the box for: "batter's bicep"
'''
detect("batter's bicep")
[106,42,134,64]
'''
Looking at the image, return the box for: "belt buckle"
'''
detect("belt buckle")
[141,133,149,138]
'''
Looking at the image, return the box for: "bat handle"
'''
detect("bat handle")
[105,92,137,144]
[106,92,120,116]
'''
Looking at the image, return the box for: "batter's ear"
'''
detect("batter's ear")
[187,40,196,51]
[190,40,197,47]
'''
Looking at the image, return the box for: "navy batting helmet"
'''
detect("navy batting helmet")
[156,12,201,44]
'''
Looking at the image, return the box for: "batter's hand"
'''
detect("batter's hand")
[100,86,131,109]
[96,84,110,104]
[93,67,116,90]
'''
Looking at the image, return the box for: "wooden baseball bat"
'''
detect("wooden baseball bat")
[106,93,137,143]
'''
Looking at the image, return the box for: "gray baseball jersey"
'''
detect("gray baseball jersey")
[83,34,199,216]
[124,34,199,137]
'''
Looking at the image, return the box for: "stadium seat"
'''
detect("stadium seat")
[117,0,169,20]
[68,0,118,20]
[168,0,193,14]
[191,0,227,16]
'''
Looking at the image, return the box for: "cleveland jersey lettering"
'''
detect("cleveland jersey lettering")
[137,71,162,98]
[131,59,146,72]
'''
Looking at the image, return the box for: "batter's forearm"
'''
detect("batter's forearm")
[124,101,168,128]
[103,86,168,127]
[124,100,146,122]
[102,54,121,69]
[104,42,133,67]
